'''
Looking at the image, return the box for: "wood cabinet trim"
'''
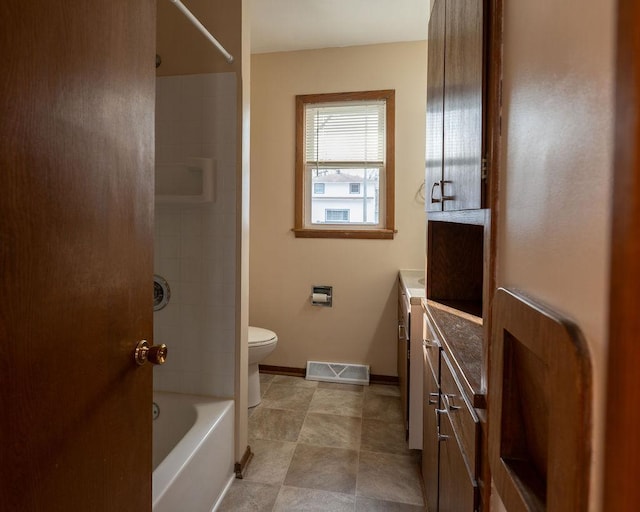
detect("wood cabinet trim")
[489,288,592,512]
[603,1,640,507]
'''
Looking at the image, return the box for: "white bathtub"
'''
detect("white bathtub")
[152,392,235,512]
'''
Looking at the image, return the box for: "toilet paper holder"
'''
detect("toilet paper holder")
[311,286,333,307]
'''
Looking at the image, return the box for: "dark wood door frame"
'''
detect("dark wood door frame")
[482,0,503,508]
[603,0,640,509]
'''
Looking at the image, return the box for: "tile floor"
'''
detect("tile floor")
[218,374,426,511]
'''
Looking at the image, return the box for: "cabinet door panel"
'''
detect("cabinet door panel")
[426,0,446,212]
[398,298,409,436]
[443,0,484,210]
[423,347,440,512]
[408,303,425,449]
[439,410,477,511]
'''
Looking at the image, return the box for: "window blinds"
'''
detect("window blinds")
[304,100,386,163]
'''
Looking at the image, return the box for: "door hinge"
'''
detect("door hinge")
[481,157,488,180]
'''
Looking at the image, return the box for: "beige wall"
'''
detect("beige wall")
[494,0,615,510]
[250,42,427,376]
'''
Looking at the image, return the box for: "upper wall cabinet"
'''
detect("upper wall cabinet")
[426,0,485,212]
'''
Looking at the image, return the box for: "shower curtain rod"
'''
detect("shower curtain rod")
[168,0,234,64]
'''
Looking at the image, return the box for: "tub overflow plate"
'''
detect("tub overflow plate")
[153,274,170,311]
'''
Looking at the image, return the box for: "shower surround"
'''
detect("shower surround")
[153,72,237,397]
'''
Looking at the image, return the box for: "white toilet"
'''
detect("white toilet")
[248,326,278,408]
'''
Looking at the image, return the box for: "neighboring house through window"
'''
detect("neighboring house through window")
[294,90,396,239]
[325,209,350,222]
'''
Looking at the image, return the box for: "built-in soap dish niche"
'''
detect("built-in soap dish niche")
[155,157,215,204]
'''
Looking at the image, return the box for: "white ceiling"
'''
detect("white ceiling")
[250,0,429,54]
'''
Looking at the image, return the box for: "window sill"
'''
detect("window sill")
[292,228,396,240]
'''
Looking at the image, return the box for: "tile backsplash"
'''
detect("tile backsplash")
[153,72,237,397]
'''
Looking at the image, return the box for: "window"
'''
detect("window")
[325,209,349,222]
[294,90,395,239]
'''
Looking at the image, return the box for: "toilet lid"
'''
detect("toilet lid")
[248,326,277,345]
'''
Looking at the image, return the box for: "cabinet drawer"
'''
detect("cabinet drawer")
[423,311,440,383]
[441,351,479,480]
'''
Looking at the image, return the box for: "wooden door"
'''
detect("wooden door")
[604,0,640,508]
[426,0,446,211]
[0,1,156,510]
[443,0,484,211]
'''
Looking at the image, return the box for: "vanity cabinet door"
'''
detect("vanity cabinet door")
[439,352,479,511]
[438,409,477,512]
[423,344,440,512]
[398,294,409,437]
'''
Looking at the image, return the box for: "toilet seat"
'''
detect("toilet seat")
[249,326,277,346]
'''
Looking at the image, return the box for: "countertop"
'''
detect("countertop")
[423,298,485,409]
[399,270,426,305]
[399,269,485,409]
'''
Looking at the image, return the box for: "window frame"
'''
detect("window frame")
[294,90,396,240]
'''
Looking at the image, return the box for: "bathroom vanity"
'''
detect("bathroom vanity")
[422,297,484,512]
[400,266,486,510]
[398,270,426,450]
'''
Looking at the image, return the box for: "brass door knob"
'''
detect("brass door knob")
[134,340,168,366]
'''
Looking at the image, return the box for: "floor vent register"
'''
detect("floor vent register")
[305,361,370,385]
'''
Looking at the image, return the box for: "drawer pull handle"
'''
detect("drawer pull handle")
[430,181,441,204]
[440,180,455,201]
[438,433,450,442]
[443,393,462,411]
[428,392,439,405]
[423,338,436,348]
